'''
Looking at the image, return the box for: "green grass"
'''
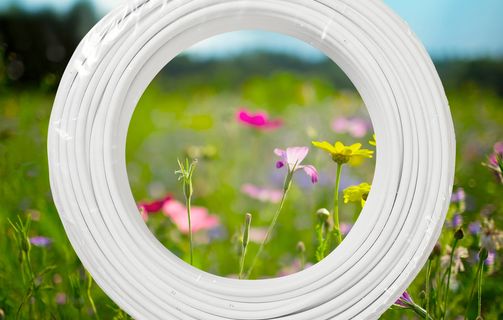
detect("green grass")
[1,68,503,319]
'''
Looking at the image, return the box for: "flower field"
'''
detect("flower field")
[1,55,503,319]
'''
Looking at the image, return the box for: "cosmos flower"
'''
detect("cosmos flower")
[274,147,318,184]
[162,200,219,234]
[480,218,503,252]
[30,236,52,248]
[483,141,503,183]
[441,245,469,274]
[343,183,371,207]
[332,117,371,138]
[236,108,283,130]
[312,141,373,166]
[394,291,414,308]
[241,184,283,203]
[138,195,172,214]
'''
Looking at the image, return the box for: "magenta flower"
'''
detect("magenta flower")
[163,200,219,234]
[241,184,283,203]
[138,195,172,214]
[394,291,414,307]
[30,236,52,247]
[332,117,371,138]
[485,141,503,183]
[236,108,283,130]
[274,147,318,183]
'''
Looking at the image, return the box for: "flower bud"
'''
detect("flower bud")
[429,243,441,260]
[454,228,464,240]
[316,208,330,223]
[297,241,306,254]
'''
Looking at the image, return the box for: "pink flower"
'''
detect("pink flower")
[138,195,172,214]
[248,227,268,243]
[30,236,52,247]
[274,147,318,183]
[241,184,283,203]
[394,291,414,308]
[340,223,353,236]
[332,117,371,138]
[163,200,219,234]
[236,108,283,130]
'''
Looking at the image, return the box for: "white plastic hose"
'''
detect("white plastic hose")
[48,0,456,318]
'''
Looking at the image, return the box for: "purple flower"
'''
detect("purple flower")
[340,223,353,236]
[274,147,318,183]
[452,214,463,228]
[485,251,496,266]
[30,236,52,247]
[469,221,481,235]
[450,188,466,203]
[394,291,414,307]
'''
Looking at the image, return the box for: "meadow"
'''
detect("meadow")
[1,54,503,319]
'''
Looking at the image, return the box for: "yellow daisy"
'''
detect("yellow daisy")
[369,134,376,147]
[312,141,374,165]
[343,183,371,207]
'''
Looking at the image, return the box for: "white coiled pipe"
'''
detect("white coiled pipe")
[48,0,456,318]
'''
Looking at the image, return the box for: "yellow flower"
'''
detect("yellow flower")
[343,183,371,207]
[369,134,376,147]
[312,141,374,165]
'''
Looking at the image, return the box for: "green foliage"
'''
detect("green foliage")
[1,59,503,319]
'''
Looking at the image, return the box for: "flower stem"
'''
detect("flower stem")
[333,164,343,246]
[186,198,193,265]
[239,245,248,279]
[245,172,293,279]
[477,261,484,318]
[465,258,484,320]
[411,303,434,320]
[425,259,432,316]
[86,271,100,320]
[442,238,459,320]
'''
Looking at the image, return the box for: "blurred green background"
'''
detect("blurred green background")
[1,1,503,319]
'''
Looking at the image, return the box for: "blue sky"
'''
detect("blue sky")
[1,0,502,60]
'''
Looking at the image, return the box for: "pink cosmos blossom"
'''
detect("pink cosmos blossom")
[163,200,219,234]
[274,147,318,183]
[241,184,283,203]
[236,108,283,130]
[332,117,371,138]
[138,195,172,214]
